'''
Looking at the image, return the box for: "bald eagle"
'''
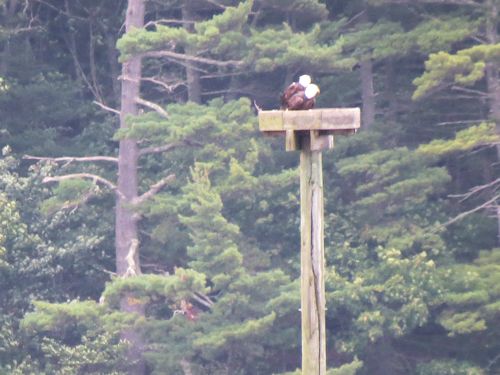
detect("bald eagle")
[280,75,311,109]
[283,84,320,110]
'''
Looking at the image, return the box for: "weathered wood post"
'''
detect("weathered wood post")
[258,108,360,375]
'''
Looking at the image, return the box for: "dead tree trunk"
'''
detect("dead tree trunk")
[117,0,146,373]
[360,58,375,128]
[484,0,500,245]
[182,0,201,103]
[359,11,375,129]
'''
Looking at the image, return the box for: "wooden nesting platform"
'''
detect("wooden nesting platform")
[258,108,361,151]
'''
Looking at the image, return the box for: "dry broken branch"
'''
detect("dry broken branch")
[141,76,187,92]
[449,177,500,202]
[191,292,214,309]
[124,239,140,277]
[24,154,118,164]
[138,139,203,157]
[133,174,176,205]
[143,50,242,67]
[43,173,124,199]
[138,141,183,156]
[444,194,500,227]
[93,100,121,115]
[135,96,169,118]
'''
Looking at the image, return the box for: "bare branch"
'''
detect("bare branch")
[200,71,246,79]
[191,292,214,309]
[204,0,227,9]
[93,100,121,115]
[449,177,500,201]
[141,76,187,92]
[24,154,119,164]
[135,97,169,118]
[139,141,183,156]
[437,119,488,126]
[451,86,489,97]
[143,50,242,67]
[56,187,97,214]
[381,0,481,5]
[144,19,196,27]
[443,194,500,227]
[43,173,123,198]
[138,140,203,157]
[133,174,176,205]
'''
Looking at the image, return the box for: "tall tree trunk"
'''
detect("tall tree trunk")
[117,0,146,373]
[359,11,376,129]
[360,58,376,128]
[182,0,201,103]
[385,61,398,124]
[484,0,500,245]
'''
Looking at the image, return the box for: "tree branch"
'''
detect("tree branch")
[93,100,121,115]
[133,174,176,205]
[144,19,196,27]
[141,76,187,92]
[443,194,500,227]
[138,141,183,156]
[381,0,481,5]
[191,292,214,309]
[143,50,242,67]
[449,177,500,202]
[24,155,119,164]
[43,173,123,198]
[138,140,203,157]
[135,97,169,118]
[451,86,489,97]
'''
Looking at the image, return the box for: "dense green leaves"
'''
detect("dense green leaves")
[0,0,499,374]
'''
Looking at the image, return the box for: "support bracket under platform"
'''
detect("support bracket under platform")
[259,108,360,152]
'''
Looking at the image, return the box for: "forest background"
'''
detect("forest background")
[0,0,499,374]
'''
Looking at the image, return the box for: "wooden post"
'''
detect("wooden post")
[257,108,360,375]
[300,135,327,374]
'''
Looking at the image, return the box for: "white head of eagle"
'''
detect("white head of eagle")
[299,74,312,88]
[305,84,320,99]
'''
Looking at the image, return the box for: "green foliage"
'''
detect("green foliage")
[417,123,499,156]
[40,333,128,375]
[102,269,208,308]
[415,359,485,375]
[40,178,97,215]
[328,246,441,352]
[248,24,354,72]
[117,1,253,61]
[21,300,106,335]
[413,43,500,99]
[327,358,364,375]
[0,72,94,155]
[20,300,132,374]
[280,358,363,375]
[2,0,500,373]
[144,163,296,374]
[437,249,500,336]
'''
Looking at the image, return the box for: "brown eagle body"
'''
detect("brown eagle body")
[280,75,320,110]
[286,91,316,110]
[280,82,306,109]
